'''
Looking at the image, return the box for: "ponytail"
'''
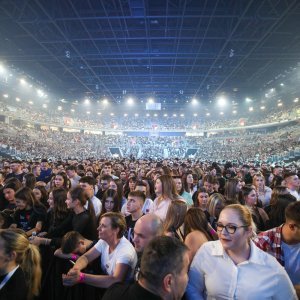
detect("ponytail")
[22,243,42,300]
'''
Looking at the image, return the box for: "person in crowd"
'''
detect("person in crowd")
[32,185,48,208]
[124,191,145,244]
[241,164,252,184]
[36,159,52,184]
[30,188,72,248]
[102,162,119,179]
[193,187,210,220]
[50,172,70,190]
[66,165,81,188]
[151,174,183,221]
[6,160,25,182]
[183,207,215,261]
[270,165,284,188]
[95,174,112,200]
[62,212,137,288]
[284,172,300,200]
[102,236,189,300]
[202,175,215,196]
[124,177,137,199]
[182,171,197,196]
[266,193,296,229]
[224,178,243,204]
[101,189,120,216]
[22,173,36,190]
[134,181,154,214]
[132,214,163,280]
[252,173,272,207]
[0,229,42,300]
[10,187,47,237]
[173,176,193,206]
[79,176,102,218]
[241,185,269,232]
[54,231,96,261]
[207,193,226,229]
[253,201,300,297]
[163,200,187,241]
[2,179,23,210]
[186,204,297,300]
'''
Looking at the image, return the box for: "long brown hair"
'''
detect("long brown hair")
[184,207,214,241]
[157,174,179,200]
[163,200,187,234]
[52,188,69,221]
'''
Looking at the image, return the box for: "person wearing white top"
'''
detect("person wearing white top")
[186,204,297,300]
[285,172,300,201]
[62,212,137,288]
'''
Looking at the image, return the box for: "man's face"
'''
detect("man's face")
[40,162,48,171]
[79,182,93,197]
[10,163,20,173]
[133,219,155,253]
[170,252,190,300]
[287,175,300,189]
[103,165,112,175]
[204,181,214,194]
[120,172,127,180]
[66,170,75,178]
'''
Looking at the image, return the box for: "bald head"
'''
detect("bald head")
[133,214,163,253]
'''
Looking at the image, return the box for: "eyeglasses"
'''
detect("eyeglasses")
[216,223,248,234]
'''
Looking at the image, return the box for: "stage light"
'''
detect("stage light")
[245,97,252,103]
[191,98,198,105]
[37,89,44,97]
[29,101,34,105]
[173,113,177,117]
[0,64,6,74]
[84,99,90,105]
[154,113,158,117]
[217,96,227,107]
[127,98,134,105]
[124,113,128,117]
[103,99,108,105]
[146,113,150,117]
[20,78,27,85]
[180,114,184,117]
[278,103,283,107]
[164,114,168,117]
[148,98,154,104]
[97,112,101,115]
[193,113,198,117]
[16,97,20,102]
[87,111,91,114]
[280,83,284,86]
[260,106,265,110]
[249,107,253,111]
[110,113,114,116]
[220,112,224,115]
[232,110,237,114]
[134,113,139,117]
[294,98,299,103]
[42,104,47,108]
[3,94,8,98]
[71,109,75,112]
[206,112,210,116]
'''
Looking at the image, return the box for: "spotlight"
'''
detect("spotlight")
[249,107,253,112]
[217,96,227,107]
[57,106,62,110]
[260,106,265,110]
[206,112,210,116]
[148,98,154,104]
[127,98,134,105]
[84,99,90,105]
[191,98,198,105]
[103,99,108,105]
[193,113,198,117]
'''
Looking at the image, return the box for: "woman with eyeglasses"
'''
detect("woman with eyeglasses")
[186,204,297,300]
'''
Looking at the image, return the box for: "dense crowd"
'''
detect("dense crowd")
[0,121,299,162]
[0,158,299,299]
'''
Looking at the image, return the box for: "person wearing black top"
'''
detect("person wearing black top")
[66,186,97,240]
[124,191,145,244]
[0,229,41,300]
[102,236,189,300]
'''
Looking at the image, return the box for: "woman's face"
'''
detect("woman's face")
[33,188,42,201]
[245,189,257,207]
[15,199,27,210]
[3,188,15,202]
[254,176,264,188]
[186,174,193,184]
[47,192,54,209]
[54,175,64,188]
[197,192,209,210]
[155,178,162,195]
[174,178,182,193]
[217,208,251,252]
[129,180,136,191]
[97,217,116,242]
[109,181,118,191]
[236,181,243,192]
[104,197,115,212]
[85,171,94,177]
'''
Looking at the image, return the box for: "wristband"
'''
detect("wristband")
[71,254,78,261]
[79,272,85,283]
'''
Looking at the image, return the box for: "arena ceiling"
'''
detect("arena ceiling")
[0,0,300,107]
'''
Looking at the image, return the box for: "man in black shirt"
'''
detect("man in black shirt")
[6,160,25,182]
[124,191,145,244]
[102,236,190,300]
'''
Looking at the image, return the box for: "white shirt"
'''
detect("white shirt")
[288,189,300,201]
[142,198,154,214]
[150,198,172,222]
[94,236,137,281]
[84,195,102,218]
[186,240,297,300]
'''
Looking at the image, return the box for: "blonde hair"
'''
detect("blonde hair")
[0,229,41,300]
[223,204,257,234]
[207,193,226,218]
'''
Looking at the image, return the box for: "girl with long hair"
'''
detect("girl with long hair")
[0,229,42,300]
